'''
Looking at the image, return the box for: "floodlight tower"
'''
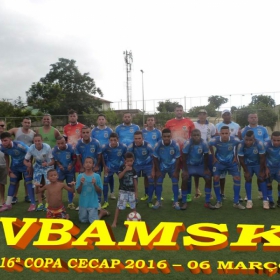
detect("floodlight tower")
[123,50,133,110]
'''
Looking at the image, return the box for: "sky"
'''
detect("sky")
[1,0,280,113]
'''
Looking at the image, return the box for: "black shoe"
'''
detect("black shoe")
[269,202,276,209]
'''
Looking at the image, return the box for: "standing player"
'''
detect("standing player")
[101,133,127,208]
[215,109,241,199]
[115,112,140,146]
[193,109,216,198]
[141,116,162,201]
[264,131,280,209]
[0,120,7,206]
[165,104,195,202]
[52,136,76,210]
[153,128,181,210]
[182,129,219,210]
[36,114,61,148]
[127,131,154,207]
[8,117,35,203]
[238,130,267,209]
[24,134,55,211]
[0,132,36,212]
[209,126,243,209]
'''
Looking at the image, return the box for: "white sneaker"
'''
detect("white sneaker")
[233,203,246,210]
[214,202,222,209]
[110,193,116,199]
[244,196,248,201]
[246,200,253,209]
[263,201,269,210]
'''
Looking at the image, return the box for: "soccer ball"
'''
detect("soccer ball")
[127,211,141,221]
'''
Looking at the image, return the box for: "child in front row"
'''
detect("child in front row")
[35,169,75,219]
[112,152,138,228]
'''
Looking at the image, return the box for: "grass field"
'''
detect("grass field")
[1,174,280,280]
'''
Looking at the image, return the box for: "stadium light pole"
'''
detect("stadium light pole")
[140,70,145,127]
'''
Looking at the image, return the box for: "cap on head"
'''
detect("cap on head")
[221,109,231,116]
[198,109,207,114]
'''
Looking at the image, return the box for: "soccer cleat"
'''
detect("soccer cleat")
[269,202,276,209]
[181,203,187,210]
[11,197,18,204]
[246,200,253,209]
[187,194,192,202]
[141,194,149,201]
[36,203,44,211]
[214,202,222,209]
[258,191,263,200]
[244,196,248,202]
[25,195,31,203]
[204,202,216,209]
[110,193,116,199]
[221,194,226,200]
[28,204,36,212]
[233,203,246,210]
[263,201,269,210]
[67,203,76,210]
[148,202,153,208]
[154,195,164,201]
[101,201,109,209]
[43,203,48,211]
[152,201,161,210]
[0,204,12,212]
[173,202,181,210]
[75,206,80,211]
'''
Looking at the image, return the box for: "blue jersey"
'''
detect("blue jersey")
[52,144,75,169]
[241,125,269,142]
[102,142,127,171]
[216,121,240,137]
[264,140,280,168]
[142,128,162,148]
[237,139,265,166]
[208,136,240,164]
[75,138,101,164]
[0,141,28,169]
[115,123,140,146]
[127,141,153,166]
[182,139,209,166]
[153,140,180,170]
[91,126,113,146]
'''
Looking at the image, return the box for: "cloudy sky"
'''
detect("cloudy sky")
[1,0,280,113]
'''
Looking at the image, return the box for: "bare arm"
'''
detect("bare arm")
[63,182,75,193]
[54,128,61,139]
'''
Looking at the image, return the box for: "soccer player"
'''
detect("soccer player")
[111,152,138,228]
[24,134,55,211]
[115,112,140,146]
[75,126,102,172]
[52,136,76,210]
[193,109,216,198]
[101,133,127,208]
[127,131,154,207]
[182,129,219,209]
[165,104,195,202]
[209,126,244,209]
[215,109,241,199]
[238,130,267,209]
[0,132,36,212]
[36,114,61,148]
[9,117,35,203]
[153,128,181,210]
[264,131,280,209]
[0,120,7,206]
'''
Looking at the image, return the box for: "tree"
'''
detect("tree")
[156,100,180,112]
[208,95,228,109]
[249,94,276,107]
[26,58,103,115]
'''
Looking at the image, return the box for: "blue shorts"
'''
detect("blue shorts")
[247,165,262,179]
[267,167,280,184]
[212,162,240,177]
[187,165,210,178]
[134,164,153,177]
[57,168,75,182]
[10,167,32,182]
[79,207,99,223]
[117,190,136,210]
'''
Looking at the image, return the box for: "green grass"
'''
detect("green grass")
[0,174,280,280]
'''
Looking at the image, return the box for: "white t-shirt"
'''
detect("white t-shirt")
[194,121,216,141]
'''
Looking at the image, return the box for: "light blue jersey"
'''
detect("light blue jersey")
[237,139,265,166]
[241,125,269,142]
[216,121,240,137]
[115,123,140,146]
[265,140,280,168]
[142,128,162,148]
[127,141,153,167]
[91,126,113,146]
[25,143,53,168]
[182,139,209,166]
[75,138,101,164]
[153,140,180,170]
[52,144,75,170]
[102,142,127,172]
[208,136,240,165]
[76,173,103,208]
